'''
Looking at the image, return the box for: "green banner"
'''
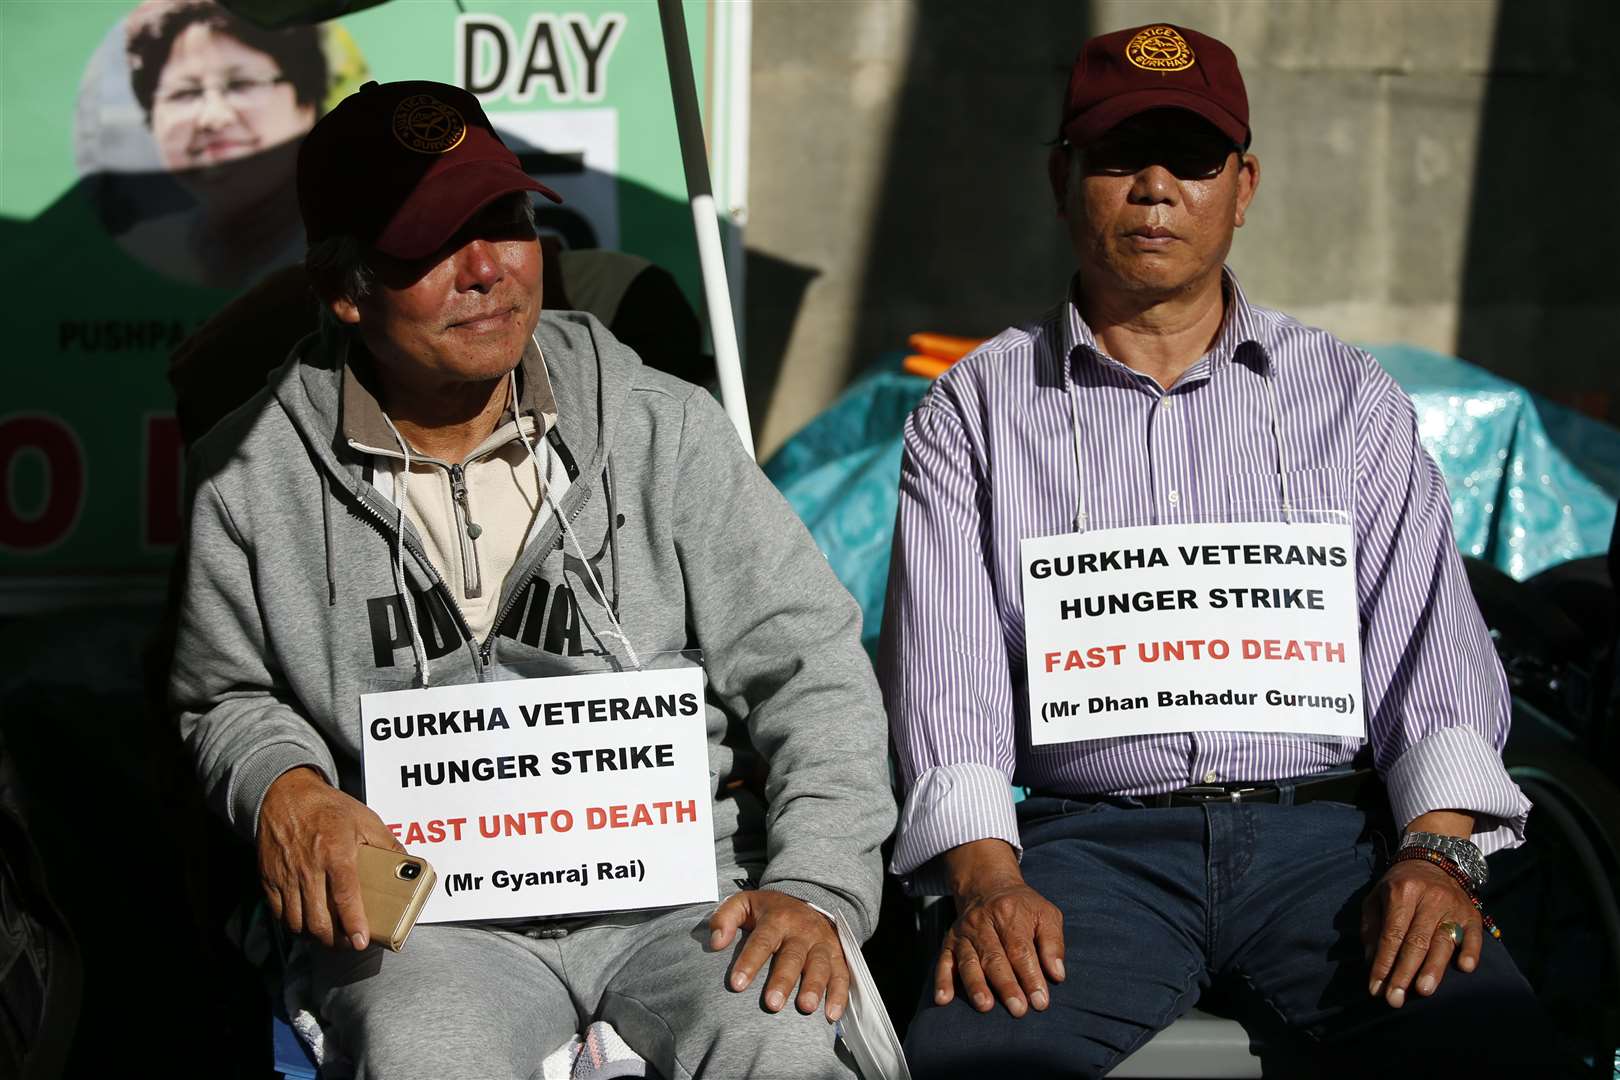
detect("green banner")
[0,0,733,583]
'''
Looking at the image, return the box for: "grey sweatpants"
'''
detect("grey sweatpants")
[303,878,855,1080]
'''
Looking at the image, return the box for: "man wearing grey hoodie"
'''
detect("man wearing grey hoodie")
[169,80,893,1079]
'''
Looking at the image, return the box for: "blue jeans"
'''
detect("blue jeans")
[903,794,1557,1078]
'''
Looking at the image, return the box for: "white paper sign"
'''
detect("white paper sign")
[825,908,912,1080]
[360,666,718,923]
[1021,522,1364,745]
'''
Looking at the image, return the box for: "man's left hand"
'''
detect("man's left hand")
[1361,858,1483,1008]
[709,889,850,1022]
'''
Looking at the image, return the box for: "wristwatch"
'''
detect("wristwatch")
[1399,831,1488,891]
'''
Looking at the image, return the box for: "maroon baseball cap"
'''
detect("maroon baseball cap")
[297,80,561,261]
[1060,24,1249,149]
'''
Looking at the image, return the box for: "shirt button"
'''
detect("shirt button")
[1160,398,1174,411]
[1168,489,1181,505]
[1203,770,1220,784]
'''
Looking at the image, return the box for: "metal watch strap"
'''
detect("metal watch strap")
[1399,830,1488,890]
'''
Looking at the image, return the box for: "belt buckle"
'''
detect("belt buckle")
[1178,785,1262,803]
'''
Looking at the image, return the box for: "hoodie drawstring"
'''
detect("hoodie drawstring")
[513,347,643,672]
[379,413,434,688]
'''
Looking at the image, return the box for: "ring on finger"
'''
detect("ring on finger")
[1436,919,1464,946]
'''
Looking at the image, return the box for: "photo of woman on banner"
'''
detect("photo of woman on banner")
[76,0,356,290]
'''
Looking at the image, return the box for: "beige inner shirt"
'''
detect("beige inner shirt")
[343,340,561,641]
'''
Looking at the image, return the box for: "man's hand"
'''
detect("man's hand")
[257,766,405,950]
[709,890,850,1022]
[1362,813,1484,1009]
[937,838,1066,1017]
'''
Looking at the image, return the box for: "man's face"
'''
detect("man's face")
[333,195,542,396]
[1051,109,1259,300]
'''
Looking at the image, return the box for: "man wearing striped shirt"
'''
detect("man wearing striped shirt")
[882,23,1553,1077]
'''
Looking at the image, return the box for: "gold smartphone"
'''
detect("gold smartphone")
[355,845,436,952]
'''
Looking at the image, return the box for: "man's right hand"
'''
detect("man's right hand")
[937,838,1066,1017]
[257,766,404,950]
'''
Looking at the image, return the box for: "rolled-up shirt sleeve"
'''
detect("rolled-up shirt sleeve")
[1354,367,1530,854]
[880,397,1022,894]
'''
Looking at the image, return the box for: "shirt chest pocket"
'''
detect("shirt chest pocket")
[1225,466,1352,523]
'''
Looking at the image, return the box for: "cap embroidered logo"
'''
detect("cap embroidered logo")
[392,94,467,154]
[1125,26,1196,72]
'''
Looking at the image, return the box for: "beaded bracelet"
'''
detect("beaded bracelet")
[1392,847,1502,940]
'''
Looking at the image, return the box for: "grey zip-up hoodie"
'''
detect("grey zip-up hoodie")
[171,311,895,938]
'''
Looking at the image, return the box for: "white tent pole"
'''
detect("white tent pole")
[716,0,751,368]
[657,0,755,459]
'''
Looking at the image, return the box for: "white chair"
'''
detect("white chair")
[1107,1009,1260,1078]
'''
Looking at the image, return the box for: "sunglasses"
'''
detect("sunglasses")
[1076,133,1242,181]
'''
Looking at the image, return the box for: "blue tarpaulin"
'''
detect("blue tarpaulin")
[764,345,1620,657]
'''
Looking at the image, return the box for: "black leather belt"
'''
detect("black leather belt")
[1145,768,1375,808]
[1047,768,1377,809]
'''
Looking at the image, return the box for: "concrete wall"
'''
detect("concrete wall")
[1173,0,1494,353]
[743,0,1620,455]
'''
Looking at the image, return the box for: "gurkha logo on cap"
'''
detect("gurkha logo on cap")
[1125,26,1196,72]
[391,94,467,154]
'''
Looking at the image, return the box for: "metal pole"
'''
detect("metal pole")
[657,0,755,458]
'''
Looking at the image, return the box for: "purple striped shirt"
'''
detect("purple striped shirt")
[879,271,1530,893]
